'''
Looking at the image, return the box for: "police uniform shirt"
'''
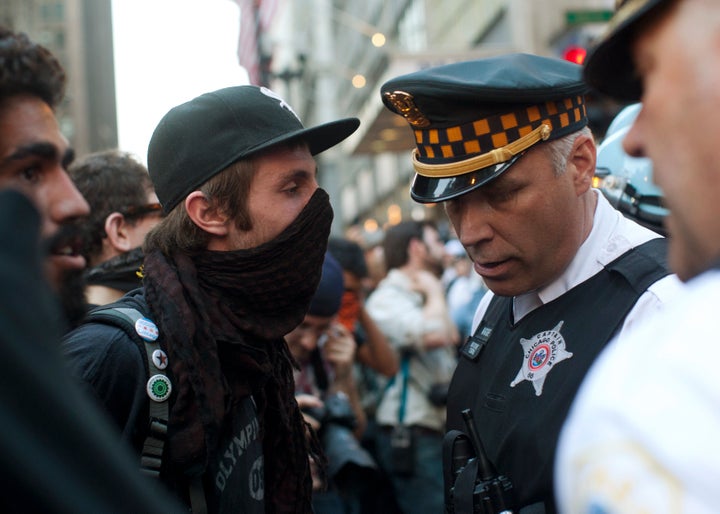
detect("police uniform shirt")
[556,269,720,514]
[472,190,681,331]
[448,190,683,510]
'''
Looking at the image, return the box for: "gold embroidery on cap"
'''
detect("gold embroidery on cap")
[383,91,430,128]
[429,129,439,144]
[413,123,551,178]
[441,145,454,158]
[559,112,569,127]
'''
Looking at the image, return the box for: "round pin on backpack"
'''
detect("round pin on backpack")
[135,317,159,342]
[147,374,172,402]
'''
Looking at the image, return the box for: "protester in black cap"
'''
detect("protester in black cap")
[0,25,184,513]
[69,149,163,308]
[556,1,720,512]
[62,85,359,512]
[380,53,683,513]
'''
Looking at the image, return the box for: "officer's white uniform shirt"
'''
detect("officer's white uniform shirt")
[471,190,682,330]
[555,269,720,513]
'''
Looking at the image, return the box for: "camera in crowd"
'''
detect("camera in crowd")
[303,391,358,433]
[302,392,378,482]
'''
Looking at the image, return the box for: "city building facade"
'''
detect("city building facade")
[0,0,118,157]
[254,0,618,239]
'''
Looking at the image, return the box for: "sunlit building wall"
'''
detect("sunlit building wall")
[0,0,117,156]
[259,0,614,239]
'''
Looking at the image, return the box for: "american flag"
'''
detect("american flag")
[235,0,282,85]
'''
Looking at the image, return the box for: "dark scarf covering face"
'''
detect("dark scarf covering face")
[143,188,333,513]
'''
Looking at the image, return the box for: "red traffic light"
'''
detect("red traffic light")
[563,46,587,65]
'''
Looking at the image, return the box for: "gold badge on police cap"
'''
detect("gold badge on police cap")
[383,91,430,128]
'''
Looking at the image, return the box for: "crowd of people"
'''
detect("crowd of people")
[3,0,719,511]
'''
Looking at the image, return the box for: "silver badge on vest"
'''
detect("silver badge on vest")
[510,321,573,396]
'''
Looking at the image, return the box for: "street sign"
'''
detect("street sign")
[565,10,613,25]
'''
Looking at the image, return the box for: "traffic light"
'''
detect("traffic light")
[562,45,587,65]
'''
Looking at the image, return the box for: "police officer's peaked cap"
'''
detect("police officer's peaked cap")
[380,53,589,203]
[583,0,667,102]
[148,85,360,213]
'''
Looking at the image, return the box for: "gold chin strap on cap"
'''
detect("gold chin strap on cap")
[412,123,552,178]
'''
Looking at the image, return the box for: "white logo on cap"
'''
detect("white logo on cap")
[260,87,300,121]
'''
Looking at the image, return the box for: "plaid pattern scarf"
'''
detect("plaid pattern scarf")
[144,189,333,513]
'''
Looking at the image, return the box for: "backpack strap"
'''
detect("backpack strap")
[86,306,171,479]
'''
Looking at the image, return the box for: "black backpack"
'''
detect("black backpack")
[85,306,170,478]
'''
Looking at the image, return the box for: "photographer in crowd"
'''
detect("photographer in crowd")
[286,253,379,513]
[365,220,459,514]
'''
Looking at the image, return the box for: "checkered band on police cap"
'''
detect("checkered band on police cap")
[380,53,589,203]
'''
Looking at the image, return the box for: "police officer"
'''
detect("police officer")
[556,1,720,512]
[380,53,683,513]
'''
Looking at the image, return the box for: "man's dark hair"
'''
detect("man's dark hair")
[328,237,368,278]
[142,140,303,257]
[143,157,256,256]
[69,150,154,263]
[382,220,437,271]
[0,25,66,108]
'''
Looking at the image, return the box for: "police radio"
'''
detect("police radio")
[442,409,514,514]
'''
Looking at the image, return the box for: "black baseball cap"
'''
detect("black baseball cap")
[148,85,360,213]
[380,53,589,203]
[583,0,669,102]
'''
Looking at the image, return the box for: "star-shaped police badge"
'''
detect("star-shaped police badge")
[510,321,573,396]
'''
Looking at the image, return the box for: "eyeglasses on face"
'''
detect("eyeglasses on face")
[119,202,164,219]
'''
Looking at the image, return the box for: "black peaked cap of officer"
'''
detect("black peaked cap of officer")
[583,0,667,102]
[380,53,589,203]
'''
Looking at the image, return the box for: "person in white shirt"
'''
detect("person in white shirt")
[556,1,720,513]
[366,220,459,514]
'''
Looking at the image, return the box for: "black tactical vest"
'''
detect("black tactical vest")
[446,238,669,512]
